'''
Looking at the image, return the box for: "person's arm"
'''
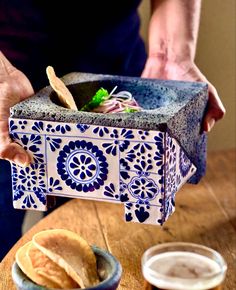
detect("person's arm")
[142,0,225,132]
[0,51,34,166]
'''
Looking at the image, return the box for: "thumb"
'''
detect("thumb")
[0,119,32,166]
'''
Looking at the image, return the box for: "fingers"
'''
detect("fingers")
[0,52,35,165]
[0,51,16,75]
[0,119,32,166]
[142,57,226,133]
[0,142,32,167]
[203,84,226,132]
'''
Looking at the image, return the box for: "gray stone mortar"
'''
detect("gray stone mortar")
[10,72,208,183]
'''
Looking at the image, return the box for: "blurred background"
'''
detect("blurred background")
[139,0,236,151]
[23,0,236,233]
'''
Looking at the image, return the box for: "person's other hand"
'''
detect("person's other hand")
[141,57,226,132]
[0,51,34,166]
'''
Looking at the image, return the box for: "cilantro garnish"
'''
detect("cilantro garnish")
[80,88,109,111]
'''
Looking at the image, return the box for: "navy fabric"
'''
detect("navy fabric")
[0,160,25,261]
[0,0,147,260]
[0,0,146,90]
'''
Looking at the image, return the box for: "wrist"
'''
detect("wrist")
[148,39,195,66]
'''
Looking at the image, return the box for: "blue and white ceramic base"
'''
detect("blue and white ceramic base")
[9,118,196,225]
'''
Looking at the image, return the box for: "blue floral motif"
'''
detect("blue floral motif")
[103,183,119,200]
[119,181,129,202]
[12,165,20,189]
[138,130,149,140]
[124,149,136,163]
[163,195,175,222]
[133,151,153,172]
[109,129,131,152]
[48,177,63,193]
[119,129,134,151]
[154,132,164,154]
[125,212,133,222]
[120,181,128,193]
[120,193,129,202]
[135,206,150,223]
[125,143,153,163]
[46,124,71,134]
[77,123,90,133]
[57,140,108,192]
[46,136,62,152]
[9,120,18,132]
[154,150,163,167]
[158,165,165,184]
[20,191,46,209]
[13,187,25,201]
[12,165,25,201]
[110,129,119,139]
[18,167,36,188]
[32,121,44,133]
[123,143,153,173]
[125,202,133,210]
[102,140,119,156]
[55,124,71,134]
[9,120,18,139]
[20,134,41,149]
[19,120,28,130]
[166,137,176,165]
[12,163,47,208]
[46,124,54,133]
[16,134,44,163]
[120,129,134,139]
[9,120,19,140]
[119,140,130,152]
[35,190,47,205]
[70,154,97,180]
[17,164,46,191]
[93,126,109,137]
[125,203,150,223]
[120,158,130,180]
[128,174,159,202]
[133,142,152,153]
[33,179,46,193]
[22,194,38,209]
[179,148,192,177]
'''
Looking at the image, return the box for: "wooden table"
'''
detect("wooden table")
[0,149,235,289]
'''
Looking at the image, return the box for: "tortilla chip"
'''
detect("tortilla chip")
[27,242,79,289]
[46,66,78,110]
[15,241,60,289]
[33,229,99,288]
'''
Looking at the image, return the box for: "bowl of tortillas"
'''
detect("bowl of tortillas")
[12,229,122,290]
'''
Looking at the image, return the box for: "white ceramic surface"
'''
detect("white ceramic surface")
[9,118,196,225]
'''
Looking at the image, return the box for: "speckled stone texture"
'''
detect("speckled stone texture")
[10,72,208,183]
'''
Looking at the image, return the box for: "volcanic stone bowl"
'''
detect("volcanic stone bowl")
[9,72,208,225]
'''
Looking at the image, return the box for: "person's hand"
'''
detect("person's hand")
[0,51,34,166]
[141,56,226,132]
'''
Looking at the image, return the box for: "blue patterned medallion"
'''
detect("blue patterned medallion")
[128,174,159,202]
[57,140,108,192]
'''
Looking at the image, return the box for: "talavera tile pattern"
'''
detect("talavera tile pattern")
[9,72,208,225]
[9,118,196,225]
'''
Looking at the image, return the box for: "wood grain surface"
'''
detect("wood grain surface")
[0,149,235,290]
